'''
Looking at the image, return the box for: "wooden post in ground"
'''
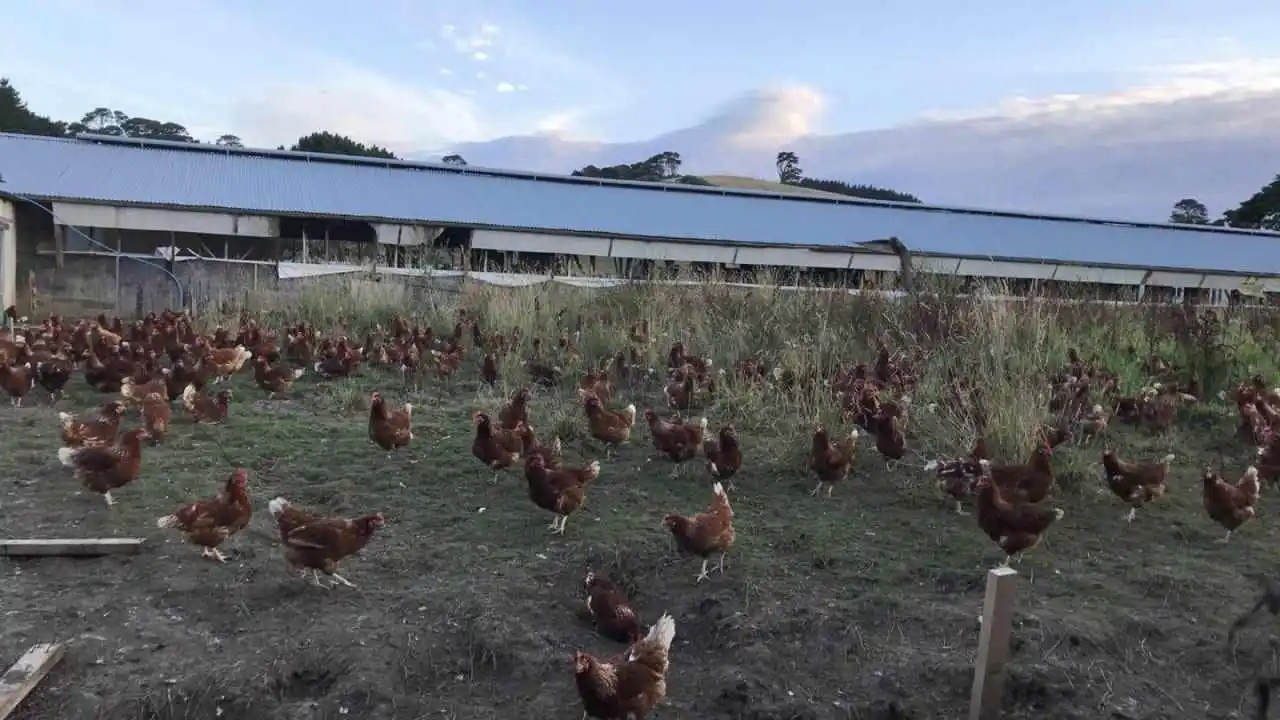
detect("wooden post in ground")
[969,566,1018,720]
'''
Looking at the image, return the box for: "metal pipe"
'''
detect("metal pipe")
[0,188,185,311]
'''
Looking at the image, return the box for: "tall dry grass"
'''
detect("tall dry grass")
[203,266,1280,492]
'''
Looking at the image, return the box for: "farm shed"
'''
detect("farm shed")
[0,130,1278,312]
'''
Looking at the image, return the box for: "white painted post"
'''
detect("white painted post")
[969,566,1018,720]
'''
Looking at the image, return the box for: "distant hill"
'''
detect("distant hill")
[697,175,854,200]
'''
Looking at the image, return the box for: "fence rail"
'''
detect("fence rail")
[22,252,1268,320]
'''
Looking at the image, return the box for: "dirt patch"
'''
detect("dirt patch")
[0,367,1270,719]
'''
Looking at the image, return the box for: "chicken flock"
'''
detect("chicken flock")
[0,308,1270,718]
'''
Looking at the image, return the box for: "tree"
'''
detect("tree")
[290,131,397,159]
[1223,175,1280,229]
[65,107,196,142]
[121,117,195,142]
[776,151,802,184]
[571,151,686,182]
[651,151,681,179]
[0,78,67,136]
[441,153,467,166]
[216,134,244,147]
[1169,198,1209,225]
[67,107,128,136]
[795,177,921,203]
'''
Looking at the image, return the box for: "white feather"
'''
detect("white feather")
[267,496,290,518]
[56,446,77,467]
[628,612,676,661]
[291,368,305,379]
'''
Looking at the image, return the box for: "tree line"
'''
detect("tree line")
[1169,184,1280,231]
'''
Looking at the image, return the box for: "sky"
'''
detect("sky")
[3,0,1280,157]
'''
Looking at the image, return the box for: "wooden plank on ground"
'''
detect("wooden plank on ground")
[0,538,144,557]
[0,643,66,720]
[969,566,1018,720]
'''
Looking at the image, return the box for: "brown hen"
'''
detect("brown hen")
[155,468,253,562]
[1203,466,1259,542]
[57,427,149,507]
[575,613,676,720]
[663,482,735,584]
[808,426,860,497]
[1101,450,1172,522]
[268,496,384,588]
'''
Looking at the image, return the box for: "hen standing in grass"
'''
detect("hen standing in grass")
[583,570,643,644]
[525,454,599,534]
[1101,450,1172,522]
[575,613,677,720]
[183,384,232,424]
[471,411,525,481]
[663,482,735,584]
[267,497,385,588]
[34,357,74,402]
[252,355,305,396]
[808,425,860,497]
[703,424,742,488]
[0,362,34,407]
[56,427,149,507]
[974,460,1065,566]
[156,468,253,562]
[1203,466,1260,542]
[58,401,127,447]
[140,392,171,444]
[368,391,413,456]
[580,389,637,458]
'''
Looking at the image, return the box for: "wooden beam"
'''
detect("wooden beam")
[969,566,1018,720]
[0,643,65,720]
[0,538,144,557]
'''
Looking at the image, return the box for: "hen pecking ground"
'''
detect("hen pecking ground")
[0,361,1273,719]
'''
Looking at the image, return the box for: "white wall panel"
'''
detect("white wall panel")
[52,202,275,237]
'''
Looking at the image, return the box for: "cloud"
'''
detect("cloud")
[230,60,487,152]
[446,71,1280,221]
[495,82,515,93]
[476,71,487,80]
[922,56,1280,122]
[516,84,528,91]
[438,68,453,76]
[440,24,455,36]
[446,23,501,55]
[472,51,488,61]
[689,85,826,148]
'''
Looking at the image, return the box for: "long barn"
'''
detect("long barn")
[1,131,1278,312]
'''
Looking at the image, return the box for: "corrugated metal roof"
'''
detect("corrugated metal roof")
[1,132,1278,275]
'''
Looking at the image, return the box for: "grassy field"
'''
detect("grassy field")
[3,278,1280,719]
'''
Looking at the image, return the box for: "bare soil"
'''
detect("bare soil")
[0,370,1273,719]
